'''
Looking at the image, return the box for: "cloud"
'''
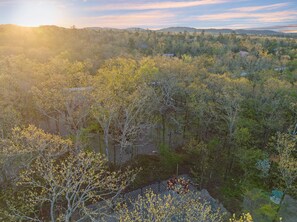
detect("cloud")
[0,0,15,5]
[230,3,289,12]
[85,0,231,11]
[73,10,177,28]
[195,2,297,25]
[196,10,297,23]
[198,22,297,33]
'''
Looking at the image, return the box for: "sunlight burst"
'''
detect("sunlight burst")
[13,1,64,27]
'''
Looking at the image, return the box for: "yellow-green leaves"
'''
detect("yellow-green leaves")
[117,190,224,222]
[2,126,138,221]
[274,132,297,191]
[230,213,253,222]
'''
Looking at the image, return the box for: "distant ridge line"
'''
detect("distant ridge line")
[0,24,296,36]
[85,26,296,36]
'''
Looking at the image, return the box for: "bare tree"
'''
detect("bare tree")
[112,86,154,163]
[32,73,93,151]
[2,127,137,222]
[0,125,71,182]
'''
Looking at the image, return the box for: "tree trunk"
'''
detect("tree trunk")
[98,132,102,153]
[50,199,56,222]
[119,142,125,165]
[65,211,72,222]
[183,108,188,142]
[224,134,233,180]
[114,144,116,165]
[169,131,172,149]
[55,117,60,135]
[276,189,287,220]
[74,130,80,152]
[162,114,166,145]
[104,130,110,161]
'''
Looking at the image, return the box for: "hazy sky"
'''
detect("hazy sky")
[0,0,296,32]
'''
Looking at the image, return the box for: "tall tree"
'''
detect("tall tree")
[92,58,156,163]
[32,64,93,150]
[274,132,297,194]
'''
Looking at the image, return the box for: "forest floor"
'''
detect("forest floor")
[126,154,243,214]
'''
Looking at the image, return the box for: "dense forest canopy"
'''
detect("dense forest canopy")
[0,25,297,221]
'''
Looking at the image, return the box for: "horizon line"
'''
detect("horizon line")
[1,23,296,34]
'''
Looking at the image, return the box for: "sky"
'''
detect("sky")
[0,0,296,32]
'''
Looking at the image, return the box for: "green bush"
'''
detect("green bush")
[159,144,182,171]
[243,189,278,222]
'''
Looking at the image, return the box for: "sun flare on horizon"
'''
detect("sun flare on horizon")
[12,1,64,27]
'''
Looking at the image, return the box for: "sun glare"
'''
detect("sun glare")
[13,1,64,27]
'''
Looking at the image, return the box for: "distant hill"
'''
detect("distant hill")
[126,27,148,32]
[126,26,297,36]
[84,27,122,31]
[4,25,295,37]
[85,27,149,32]
[157,27,295,36]
[158,27,199,33]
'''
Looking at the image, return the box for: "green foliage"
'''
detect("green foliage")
[128,155,168,187]
[271,132,297,195]
[234,127,251,148]
[236,148,264,180]
[184,139,212,188]
[220,178,243,213]
[255,204,278,221]
[1,25,297,219]
[160,144,183,171]
[243,189,278,222]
